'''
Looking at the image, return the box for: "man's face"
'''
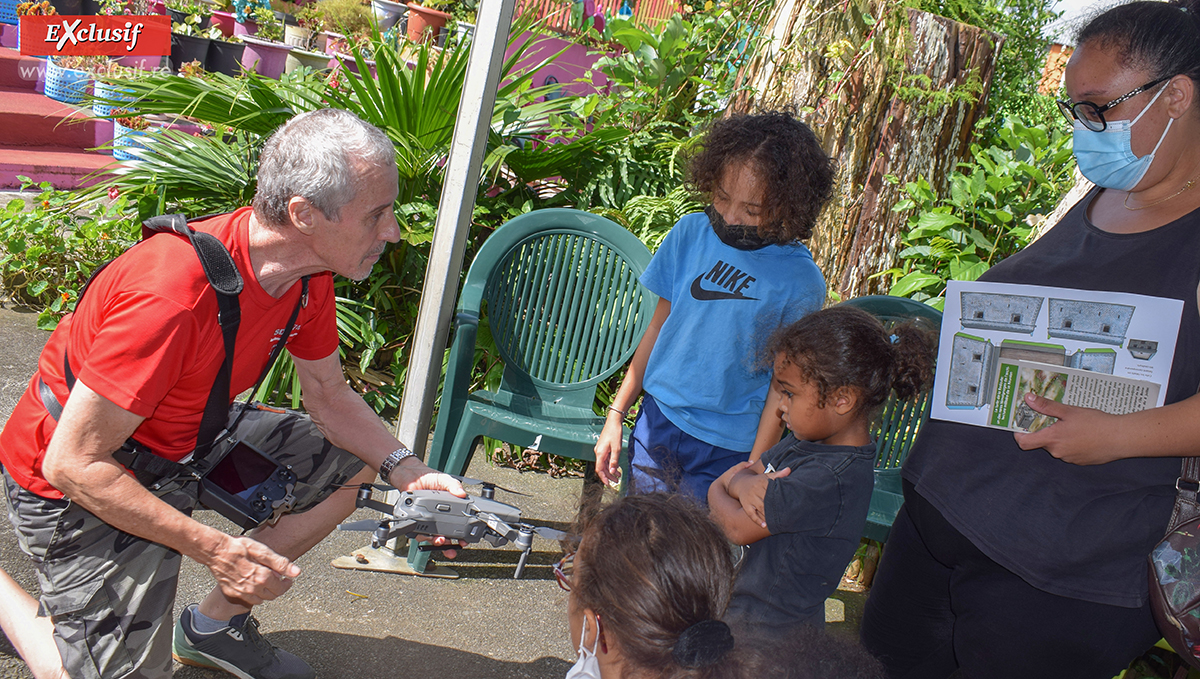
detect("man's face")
[311,163,401,281]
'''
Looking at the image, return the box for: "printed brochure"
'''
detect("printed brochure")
[931,280,1183,433]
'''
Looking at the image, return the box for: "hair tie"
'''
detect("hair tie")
[671,620,734,668]
[889,333,900,345]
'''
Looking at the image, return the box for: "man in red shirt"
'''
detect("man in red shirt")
[0,108,465,679]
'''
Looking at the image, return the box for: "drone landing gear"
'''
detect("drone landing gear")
[331,541,459,579]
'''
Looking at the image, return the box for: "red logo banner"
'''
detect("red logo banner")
[19,16,170,56]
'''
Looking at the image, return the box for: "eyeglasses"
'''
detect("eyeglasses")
[554,551,575,592]
[1057,75,1172,132]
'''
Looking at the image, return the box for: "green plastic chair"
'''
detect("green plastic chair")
[409,209,656,571]
[841,295,942,543]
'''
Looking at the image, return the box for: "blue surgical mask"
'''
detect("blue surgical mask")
[1072,83,1174,191]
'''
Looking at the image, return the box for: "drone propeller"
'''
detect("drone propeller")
[531,525,569,541]
[338,519,390,532]
[451,475,531,497]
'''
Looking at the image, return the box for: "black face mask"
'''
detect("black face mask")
[706,205,771,251]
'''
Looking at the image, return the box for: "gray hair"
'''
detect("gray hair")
[254,108,396,226]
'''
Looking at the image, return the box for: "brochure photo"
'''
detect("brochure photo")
[931,280,1183,432]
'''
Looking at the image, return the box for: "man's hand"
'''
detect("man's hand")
[594,417,625,485]
[387,457,468,497]
[728,465,790,529]
[1012,393,1120,465]
[388,458,468,558]
[204,535,300,607]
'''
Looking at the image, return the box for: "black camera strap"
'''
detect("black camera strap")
[39,213,310,482]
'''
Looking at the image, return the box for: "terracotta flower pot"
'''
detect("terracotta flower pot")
[405,2,448,43]
[240,34,293,79]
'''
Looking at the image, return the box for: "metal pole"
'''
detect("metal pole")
[332,0,517,579]
[395,0,515,458]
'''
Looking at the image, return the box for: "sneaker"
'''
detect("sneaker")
[173,603,315,679]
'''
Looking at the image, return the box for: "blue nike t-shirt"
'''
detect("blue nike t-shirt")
[640,212,826,451]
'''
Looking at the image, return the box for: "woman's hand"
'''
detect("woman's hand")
[594,415,625,484]
[1012,393,1121,465]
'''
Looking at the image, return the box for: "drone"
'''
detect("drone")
[337,476,569,579]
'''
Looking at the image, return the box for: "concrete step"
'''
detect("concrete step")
[0,47,42,92]
[0,86,114,150]
[0,144,114,189]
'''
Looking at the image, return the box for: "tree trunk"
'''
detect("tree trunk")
[732,2,1003,299]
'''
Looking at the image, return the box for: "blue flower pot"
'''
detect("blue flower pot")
[93,80,137,118]
[112,121,150,162]
[45,59,92,105]
[0,0,18,25]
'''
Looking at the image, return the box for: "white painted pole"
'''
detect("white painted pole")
[395,0,516,458]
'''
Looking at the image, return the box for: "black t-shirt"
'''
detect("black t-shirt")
[725,435,875,634]
[905,190,1200,607]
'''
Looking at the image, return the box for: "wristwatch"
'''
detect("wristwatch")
[378,445,416,484]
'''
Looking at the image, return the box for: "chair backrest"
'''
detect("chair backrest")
[460,209,656,408]
[840,295,943,471]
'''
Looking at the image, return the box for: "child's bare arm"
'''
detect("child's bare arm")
[749,389,786,462]
[709,467,772,545]
[729,464,791,528]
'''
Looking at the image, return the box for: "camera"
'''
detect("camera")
[197,438,297,531]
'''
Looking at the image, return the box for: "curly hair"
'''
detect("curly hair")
[686,111,835,243]
[764,306,936,416]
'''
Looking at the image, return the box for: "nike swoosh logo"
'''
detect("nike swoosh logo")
[690,275,758,301]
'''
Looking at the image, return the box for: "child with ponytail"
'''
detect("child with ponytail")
[709,305,935,636]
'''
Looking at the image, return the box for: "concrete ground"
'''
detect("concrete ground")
[0,304,866,678]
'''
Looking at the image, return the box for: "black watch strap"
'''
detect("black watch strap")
[379,446,415,483]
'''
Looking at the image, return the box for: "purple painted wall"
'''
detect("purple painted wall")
[505,31,611,99]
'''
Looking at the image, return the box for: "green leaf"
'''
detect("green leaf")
[950,258,989,282]
[909,212,966,239]
[888,271,941,297]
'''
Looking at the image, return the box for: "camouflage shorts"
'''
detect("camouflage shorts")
[3,403,365,679]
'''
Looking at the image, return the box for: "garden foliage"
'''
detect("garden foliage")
[875,118,1076,310]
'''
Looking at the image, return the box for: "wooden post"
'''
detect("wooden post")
[733,1,1003,299]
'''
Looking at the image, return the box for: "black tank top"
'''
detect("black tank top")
[904,189,1200,607]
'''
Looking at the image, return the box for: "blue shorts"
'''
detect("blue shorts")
[628,394,750,503]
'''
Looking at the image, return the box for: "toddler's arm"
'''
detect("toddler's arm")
[709,461,788,545]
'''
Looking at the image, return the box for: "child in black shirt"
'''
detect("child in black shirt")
[710,305,935,636]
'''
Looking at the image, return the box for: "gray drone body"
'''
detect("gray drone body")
[338,480,566,578]
[388,491,523,547]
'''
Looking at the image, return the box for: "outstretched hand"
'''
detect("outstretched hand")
[1012,392,1120,466]
[207,535,299,607]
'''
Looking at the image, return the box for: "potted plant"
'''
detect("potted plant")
[370,0,403,31]
[231,0,268,34]
[209,0,237,36]
[92,65,137,117]
[112,109,151,162]
[239,4,292,78]
[285,1,319,48]
[206,27,245,75]
[170,11,212,71]
[405,0,448,44]
[310,0,370,47]
[166,0,211,29]
[45,55,106,105]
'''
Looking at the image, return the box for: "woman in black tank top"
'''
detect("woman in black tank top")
[861,3,1200,677]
